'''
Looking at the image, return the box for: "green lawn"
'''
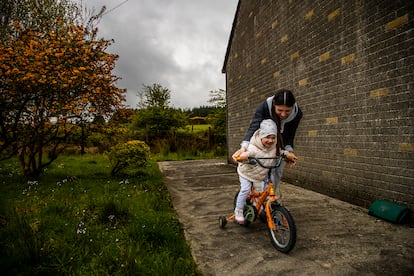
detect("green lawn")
[181,124,212,134]
[0,155,201,275]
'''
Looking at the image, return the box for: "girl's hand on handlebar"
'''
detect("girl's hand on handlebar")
[236,152,249,162]
[232,147,246,162]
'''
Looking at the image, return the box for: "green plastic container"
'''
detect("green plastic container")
[368,199,410,224]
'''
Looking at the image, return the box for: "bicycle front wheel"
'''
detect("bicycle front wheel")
[267,205,296,253]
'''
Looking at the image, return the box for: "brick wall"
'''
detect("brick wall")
[223,0,414,214]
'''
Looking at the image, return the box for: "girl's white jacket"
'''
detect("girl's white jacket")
[237,129,277,182]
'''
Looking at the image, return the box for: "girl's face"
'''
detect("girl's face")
[261,135,276,148]
[274,104,293,120]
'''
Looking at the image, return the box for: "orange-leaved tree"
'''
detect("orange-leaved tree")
[0,3,126,177]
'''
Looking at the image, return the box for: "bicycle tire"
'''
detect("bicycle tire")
[219,215,227,228]
[267,205,296,253]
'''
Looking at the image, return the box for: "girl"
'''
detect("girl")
[234,119,278,224]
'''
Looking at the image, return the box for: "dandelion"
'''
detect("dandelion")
[76,220,87,234]
[27,180,39,189]
[24,180,39,195]
[119,179,129,185]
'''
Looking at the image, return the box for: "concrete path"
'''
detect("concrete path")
[158,159,414,276]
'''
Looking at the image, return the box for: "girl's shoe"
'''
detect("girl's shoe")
[234,208,245,224]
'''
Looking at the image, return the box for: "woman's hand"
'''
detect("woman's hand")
[284,151,297,168]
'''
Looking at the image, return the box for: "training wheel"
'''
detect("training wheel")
[219,215,227,228]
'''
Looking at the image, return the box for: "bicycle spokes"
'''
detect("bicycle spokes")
[268,206,296,253]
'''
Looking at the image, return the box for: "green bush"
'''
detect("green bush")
[108,140,151,176]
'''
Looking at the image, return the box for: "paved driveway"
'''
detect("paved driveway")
[158,159,414,276]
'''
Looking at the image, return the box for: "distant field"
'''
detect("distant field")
[182,124,211,133]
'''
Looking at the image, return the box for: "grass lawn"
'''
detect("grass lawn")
[0,155,201,275]
[180,124,212,134]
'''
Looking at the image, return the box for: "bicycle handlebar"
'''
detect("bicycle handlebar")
[246,156,281,169]
[245,153,293,169]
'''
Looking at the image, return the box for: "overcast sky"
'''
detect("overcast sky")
[84,0,238,109]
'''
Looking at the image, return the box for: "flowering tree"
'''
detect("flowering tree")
[0,1,126,177]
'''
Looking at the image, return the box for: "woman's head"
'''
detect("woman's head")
[272,89,296,120]
[273,89,296,106]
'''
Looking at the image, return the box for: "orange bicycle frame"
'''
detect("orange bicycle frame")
[247,179,280,230]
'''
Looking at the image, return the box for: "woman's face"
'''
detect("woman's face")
[274,104,293,120]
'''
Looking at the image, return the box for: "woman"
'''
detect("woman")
[232,89,303,187]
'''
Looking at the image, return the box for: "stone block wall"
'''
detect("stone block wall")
[223,0,414,213]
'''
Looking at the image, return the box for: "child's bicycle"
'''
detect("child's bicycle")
[218,154,297,253]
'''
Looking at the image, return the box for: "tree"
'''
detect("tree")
[1,0,81,42]
[185,105,217,118]
[208,89,226,109]
[0,1,126,177]
[207,89,226,133]
[137,83,171,109]
[133,84,186,143]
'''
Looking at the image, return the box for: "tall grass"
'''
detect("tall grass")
[0,154,201,275]
[150,125,227,161]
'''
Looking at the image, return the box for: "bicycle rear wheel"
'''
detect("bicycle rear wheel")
[267,205,296,253]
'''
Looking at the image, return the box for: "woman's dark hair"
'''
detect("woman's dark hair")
[272,89,296,107]
[271,89,295,154]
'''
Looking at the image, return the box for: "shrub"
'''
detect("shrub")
[108,140,150,176]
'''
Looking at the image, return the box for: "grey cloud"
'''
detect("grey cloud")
[86,0,238,108]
